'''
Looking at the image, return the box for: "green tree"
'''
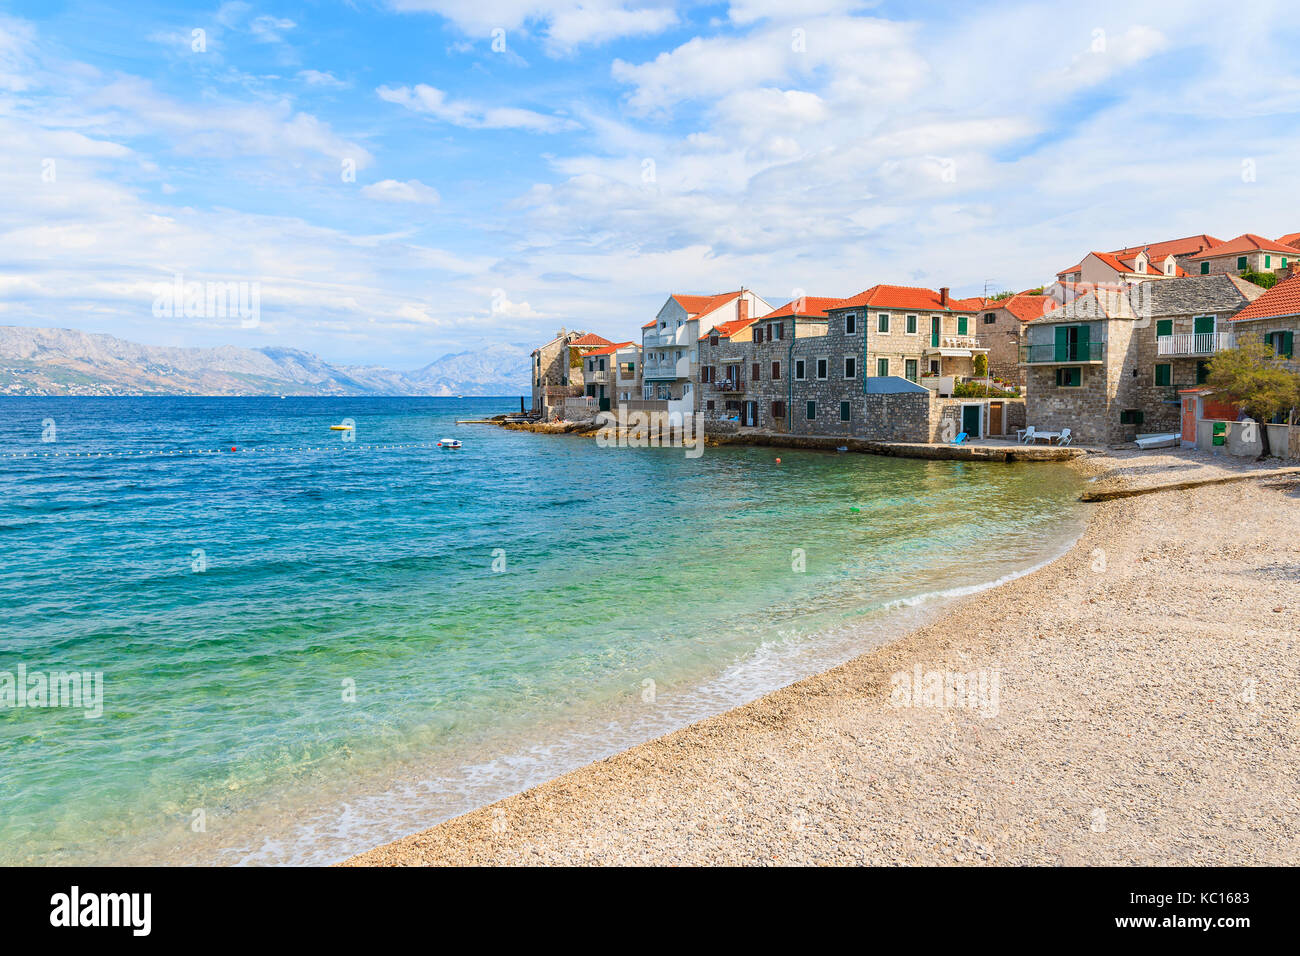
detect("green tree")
[973,353,989,377]
[1206,337,1300,457]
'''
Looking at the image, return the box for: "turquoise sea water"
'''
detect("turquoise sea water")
[0,397,1085,865]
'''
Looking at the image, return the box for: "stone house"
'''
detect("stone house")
[530,330,614,415]
[1022,275,1264,444]
[974,292,1059,388]
[1227,272,1300,393]
[1184,233,1296,278]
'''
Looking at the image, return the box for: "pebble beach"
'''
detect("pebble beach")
[345,449,1300,866]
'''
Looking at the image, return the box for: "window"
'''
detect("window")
[957,315,969,336]
[806,401,817,420]
[701,365,712,383]
[752,362,761,382]
[906,314,918,334]
[905,359,918,382]
[877,357,889,377]
[599,358,606,371]
[706,400,715,411]
[1269,330,1294,358]
[795,359,806,380]
[1196,361,1210,384]
[1283,258,1289,268]
[771,401,785,420]
[1200,261,1209,275]
[771,361,781,380]
[844,356,856,379]
[1120,409,1145,425]
[1055,367,1081,387]
[1156,319,1172,338]
[878,313,890,333]
[710,335,719,346]
[1265,255,1272,268]
[983,312,996,325]
[816,358,828,379]
[845,312,857,335]
[1237,256,1248,271]
[1154,363,1171,386]
[754,327,764,344]
[773,323,784,340]
[1052,324,1092,361]
[1166,262,1174,275]
[839,401,851,422]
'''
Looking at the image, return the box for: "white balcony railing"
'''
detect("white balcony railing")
[927,335,985,351]
[1156,331,1236,356]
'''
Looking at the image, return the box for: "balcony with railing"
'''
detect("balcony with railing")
[1156,331,1236,356]
[925,335,987,353]
[586,370,611,385]
[1020,341,1106,365]
[642,356,690,380]
[710,377,746,392]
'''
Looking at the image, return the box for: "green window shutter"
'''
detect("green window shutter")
[1194,315,1215,335]
[806,401,816,420]
[839,401,850,422]
[1156,319,1172,338]
[877,358,888,376]
[1076,323,1091,360]
[1155,364,1171,386]
[1265,255,1272,268]
[1200,262,1209,275]
[1237,256,1248,270]
[958,315,968,335]
[1054,325,1069,362]
[1284,331,1295,358]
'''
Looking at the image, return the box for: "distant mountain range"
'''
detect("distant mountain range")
[0,326,532,397]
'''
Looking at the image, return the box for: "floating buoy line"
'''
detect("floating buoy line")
[0,442,449,461]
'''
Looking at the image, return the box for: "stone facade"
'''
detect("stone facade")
[530,329,586,413]
[1022,276,1264,444]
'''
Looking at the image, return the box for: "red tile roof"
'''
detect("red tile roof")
[1186,233,1298,259]
[1059,234,1222,277]
[1277,232,1300,250]
[583,341,635,356]
[764,295,844,319]
[705,318,758,340]
[830,284,972,312]
[1230,274,1300,322]
[997,294,1061,323]
[569,333,615,347]
[1108,234,1222,260]
[671,291,742,316]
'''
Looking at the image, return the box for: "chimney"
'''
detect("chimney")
[738,297,749,323]
[940,287,949,306]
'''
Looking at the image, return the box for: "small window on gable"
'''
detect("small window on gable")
[709,335,719,347]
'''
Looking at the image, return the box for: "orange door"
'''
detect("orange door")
[1181,395,1197,443]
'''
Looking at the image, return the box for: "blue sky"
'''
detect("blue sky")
[3,0,1300,367]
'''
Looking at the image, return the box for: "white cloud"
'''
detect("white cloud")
[298,69,349,89]
[377,83,578,131]
[361,179,441,204]
[386,0,678,54]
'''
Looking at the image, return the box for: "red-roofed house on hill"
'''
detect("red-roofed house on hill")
[1056,235,1222,286]
[1184,234,1296,278]
[638,289,773,418]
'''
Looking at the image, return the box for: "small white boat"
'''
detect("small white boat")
[1134,432,1179,450]
[437,438,462,449]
